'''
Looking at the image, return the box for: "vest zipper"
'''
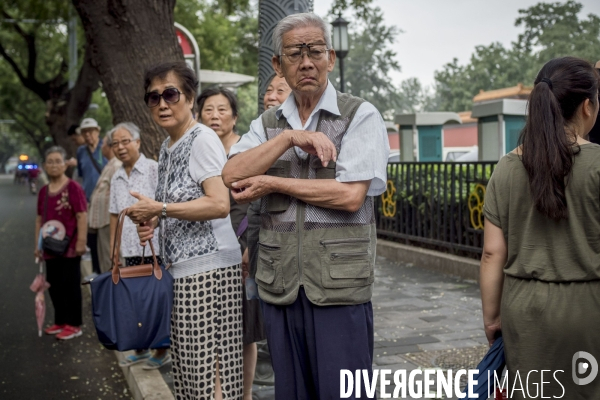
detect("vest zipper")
[259,255,275,265]
[258,242,281,250]
[297,158,310,286]
[330,251,369,260]
[320,238,371,246]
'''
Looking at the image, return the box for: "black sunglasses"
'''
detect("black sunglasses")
[144,88,182,108]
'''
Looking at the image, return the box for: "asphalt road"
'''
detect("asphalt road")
[0,176,130,399]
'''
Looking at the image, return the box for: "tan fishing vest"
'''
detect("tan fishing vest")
[255,92,377,306]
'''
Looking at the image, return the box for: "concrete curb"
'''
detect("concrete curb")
[376,238,481,281]
[115,352,174,400]
[81,259,173,400]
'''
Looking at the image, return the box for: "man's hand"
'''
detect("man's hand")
[65,157,77,167]
[287,130,337,167]
[128,191,161,224]
[231,175,274,204]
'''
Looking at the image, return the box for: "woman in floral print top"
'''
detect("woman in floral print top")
[35,146,87,340]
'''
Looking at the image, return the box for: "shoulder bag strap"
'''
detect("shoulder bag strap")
[85,146,103,174]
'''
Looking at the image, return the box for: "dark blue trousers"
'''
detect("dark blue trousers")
[261,287,375,400]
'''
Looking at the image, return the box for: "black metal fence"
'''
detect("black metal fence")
[375,161,498,259]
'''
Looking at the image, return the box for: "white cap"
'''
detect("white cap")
[76,118,101,134]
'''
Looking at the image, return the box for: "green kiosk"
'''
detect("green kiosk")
[471,99,527,161]
[395,112,462,162]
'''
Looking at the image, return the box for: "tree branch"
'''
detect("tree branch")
[10,108,46,132]
[7,111,47,153]
[0,9,49,101]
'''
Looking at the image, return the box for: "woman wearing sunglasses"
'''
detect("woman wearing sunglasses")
[127,62,243,400]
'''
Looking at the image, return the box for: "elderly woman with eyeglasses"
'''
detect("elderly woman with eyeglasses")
[106,122,169,370]
[127,62,242,400]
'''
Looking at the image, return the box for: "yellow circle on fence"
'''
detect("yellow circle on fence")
[468,183,486,230]
[382,180,397,218]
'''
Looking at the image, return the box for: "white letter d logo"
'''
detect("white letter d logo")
[572,351,598,385]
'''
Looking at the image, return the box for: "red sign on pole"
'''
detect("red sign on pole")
[174,22,201,92]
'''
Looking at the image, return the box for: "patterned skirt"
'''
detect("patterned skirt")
[171,265,243,400]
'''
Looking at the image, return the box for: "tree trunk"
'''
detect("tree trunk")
[45,45,100,158]
[73,0,185,158]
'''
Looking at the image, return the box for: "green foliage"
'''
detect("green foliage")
[328,5,403,118]
[329,0,374,18]
[0,58,48,155]
[434,1,600,112]
[0,0,91,153]
[174,0,258,77]
[236,81,258,135]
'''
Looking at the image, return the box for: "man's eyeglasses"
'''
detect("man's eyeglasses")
[279,44,330,64]
[144,88,181,108]
[110,139,133,148]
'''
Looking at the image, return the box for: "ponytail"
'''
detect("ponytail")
[518,57,600,220]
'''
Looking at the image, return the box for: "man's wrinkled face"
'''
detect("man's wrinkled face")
[272,26,336,96]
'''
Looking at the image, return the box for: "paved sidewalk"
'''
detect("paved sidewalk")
[126,253,487,399]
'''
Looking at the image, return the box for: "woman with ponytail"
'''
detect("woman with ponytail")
[480,57,600,398]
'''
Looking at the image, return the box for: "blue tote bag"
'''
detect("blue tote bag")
[88,210,173,351]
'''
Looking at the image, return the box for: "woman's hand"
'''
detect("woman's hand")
[128,192,161,224]
[484,318,502,346]
[75,239,87,256]
[34,248,43,260]
[136,217,158,246]
[241,248,249,284]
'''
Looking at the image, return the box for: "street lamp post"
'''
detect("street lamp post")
[331,14,349,92]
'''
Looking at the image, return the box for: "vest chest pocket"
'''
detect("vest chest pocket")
[265,160,291,213]
[255,242,284,293]
[315,160,336,180]
[319,238,374,288]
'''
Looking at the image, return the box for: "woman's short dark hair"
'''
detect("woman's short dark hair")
[519,56,600,220]
[44,146,67,162]
[144,61,198,103]
[196,87,239,119]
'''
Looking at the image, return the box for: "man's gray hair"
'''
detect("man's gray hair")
[107,122,141,144]
[272,13,332,56]
[44,146,67,161]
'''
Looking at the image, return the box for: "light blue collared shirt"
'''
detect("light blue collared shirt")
[230,81,390,196]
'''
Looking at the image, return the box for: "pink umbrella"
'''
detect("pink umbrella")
[30,261,50,337]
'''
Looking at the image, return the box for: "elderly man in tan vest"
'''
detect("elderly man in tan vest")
[223,12,389,400]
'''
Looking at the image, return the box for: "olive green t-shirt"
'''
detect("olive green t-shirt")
[483,143,600,281]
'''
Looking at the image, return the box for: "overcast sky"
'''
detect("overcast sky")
[313,0,600,89]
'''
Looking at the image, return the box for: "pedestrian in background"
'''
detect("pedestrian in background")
[263,74,292,110]
[75,118,107,276]
[108,122,169,370]
[88,134,122,273]
[481,57,600,398]
[197,87,266,400]
[35,146,87,340]
[128,61,242,400]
